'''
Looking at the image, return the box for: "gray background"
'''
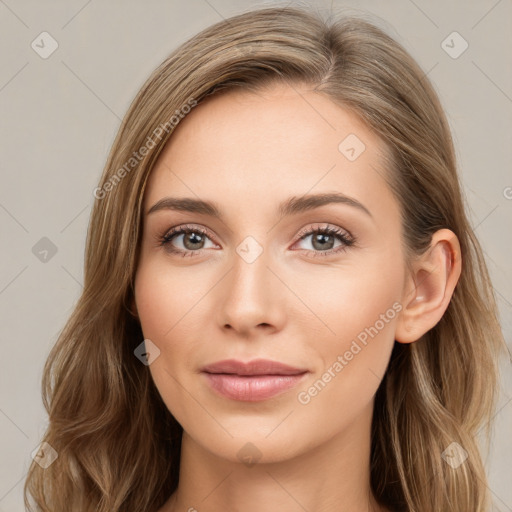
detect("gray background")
[0,0,511,510]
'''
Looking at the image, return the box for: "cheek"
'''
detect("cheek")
[290,249,403,405]
[133,257,216,394]
[134,261,200,418]
[294,280,400,436]
[287,250,403,345]
[134,256,210,342]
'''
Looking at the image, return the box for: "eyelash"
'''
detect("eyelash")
[157,223,356,258]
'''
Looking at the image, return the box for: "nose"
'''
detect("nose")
[215,244,287,337]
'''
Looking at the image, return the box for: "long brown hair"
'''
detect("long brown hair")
[24,6,507,511]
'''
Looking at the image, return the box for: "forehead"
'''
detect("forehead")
[143,83,397,224]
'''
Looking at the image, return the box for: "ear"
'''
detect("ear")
[395,229,462,344]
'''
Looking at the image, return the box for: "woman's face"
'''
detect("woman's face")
[134,82,408,463]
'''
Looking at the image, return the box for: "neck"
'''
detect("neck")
[163,400,387,512]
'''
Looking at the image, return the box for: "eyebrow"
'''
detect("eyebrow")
[147,192,373,219]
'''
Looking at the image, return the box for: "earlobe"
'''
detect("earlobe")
[395,229,462,344]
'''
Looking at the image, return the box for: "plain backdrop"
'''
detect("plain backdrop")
[0,0,511,510]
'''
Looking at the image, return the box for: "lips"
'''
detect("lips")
[201,359,309,401]
[201,358,308,376]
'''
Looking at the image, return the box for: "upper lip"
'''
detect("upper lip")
[201,359,308,376]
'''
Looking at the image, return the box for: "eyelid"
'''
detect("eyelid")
[161,223,219,246]
[161,222,352,242]
[295,222,353,241]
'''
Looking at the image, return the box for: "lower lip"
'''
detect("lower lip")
[202,372,308,401]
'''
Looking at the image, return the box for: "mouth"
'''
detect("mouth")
[201,359,309,401]
[201,358,308,376]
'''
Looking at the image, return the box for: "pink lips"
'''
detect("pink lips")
[201,359,309,402]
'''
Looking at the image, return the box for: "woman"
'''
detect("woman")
[24,6,506,512]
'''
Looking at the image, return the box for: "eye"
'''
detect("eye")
[293,224,355,257]
[159,224,218,257]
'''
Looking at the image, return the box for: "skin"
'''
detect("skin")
[133,82,461,512]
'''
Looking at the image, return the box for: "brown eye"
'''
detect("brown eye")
[180,231,207,250]
[294,225,355,257]
[310,232,336,251]
[160,225,217,256]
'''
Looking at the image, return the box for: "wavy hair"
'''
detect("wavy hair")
[24,5,506,511]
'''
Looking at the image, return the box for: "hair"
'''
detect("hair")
[24,5,507,512]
